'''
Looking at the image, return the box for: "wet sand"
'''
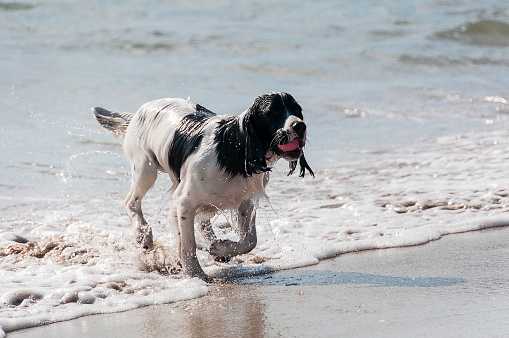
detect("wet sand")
[10,227,509,337]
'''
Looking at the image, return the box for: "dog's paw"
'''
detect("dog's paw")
[213,256,232,263]
[135,226,153,250]
[209,239,236,257]
[194,272,214,284]
[182,258,214,283]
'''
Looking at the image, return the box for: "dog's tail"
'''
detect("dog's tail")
[92,107,133,138]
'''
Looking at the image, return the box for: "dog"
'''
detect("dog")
[92,92,313,281]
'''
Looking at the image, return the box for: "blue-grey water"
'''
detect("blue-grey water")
[2,1,508,195]
[1,0,509,333]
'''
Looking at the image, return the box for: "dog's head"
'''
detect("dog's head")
[243,92,314,177]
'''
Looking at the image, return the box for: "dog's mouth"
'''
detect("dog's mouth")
[277,137,304,160]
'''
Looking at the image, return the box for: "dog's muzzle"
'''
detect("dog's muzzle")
[277,121,306,161]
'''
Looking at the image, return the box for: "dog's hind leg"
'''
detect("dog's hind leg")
[125,154,158,249]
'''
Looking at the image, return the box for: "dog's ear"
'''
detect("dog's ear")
[243,111,271,176]
[288,153,314,177]
[298,153,314,177]
[288,160,298,176]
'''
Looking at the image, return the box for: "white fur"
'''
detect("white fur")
[93,93,310,282]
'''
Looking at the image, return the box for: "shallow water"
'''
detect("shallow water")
[1,0,509,334]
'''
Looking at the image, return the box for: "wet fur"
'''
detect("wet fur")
[92,92,313,281]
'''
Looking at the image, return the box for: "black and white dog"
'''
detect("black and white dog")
[93,92,313,281]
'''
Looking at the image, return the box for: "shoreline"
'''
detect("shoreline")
[9,226,509,337]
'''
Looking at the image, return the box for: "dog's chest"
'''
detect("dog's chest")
[192,173,268,210]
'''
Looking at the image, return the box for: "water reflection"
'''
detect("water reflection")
[233,270,466,287]
[180,284,267,338]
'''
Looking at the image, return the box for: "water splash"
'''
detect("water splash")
[60,150,127,184]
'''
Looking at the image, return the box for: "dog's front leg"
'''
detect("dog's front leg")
[176,200,213,282]
[237,200,257,254]
[170,203,181,257]
[209,200,257,258]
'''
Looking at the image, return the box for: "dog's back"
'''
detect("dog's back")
[94,98,221,182]
[92,98,213,137]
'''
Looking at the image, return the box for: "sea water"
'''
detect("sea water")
[1,0,509,334]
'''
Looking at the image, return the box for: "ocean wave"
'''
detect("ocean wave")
[0,2,35,11]
[435,19,509,47]
[398,54,468,68]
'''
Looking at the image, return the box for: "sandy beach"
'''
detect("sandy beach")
[9,226,508,337]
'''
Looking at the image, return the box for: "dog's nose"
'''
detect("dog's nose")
[292,121,306,138]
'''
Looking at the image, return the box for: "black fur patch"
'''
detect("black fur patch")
[214,117,247,178]
[214,113,270,178]
[168,108,215,182]
[214,92,306,178]
[288,154,315,177]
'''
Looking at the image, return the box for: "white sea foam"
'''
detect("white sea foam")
[2,128,509,335]
[2,0,509,334]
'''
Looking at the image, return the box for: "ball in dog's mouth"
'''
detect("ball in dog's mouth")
[278,138,304,160]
